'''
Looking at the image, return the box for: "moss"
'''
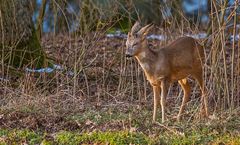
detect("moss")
[13,29,46,68]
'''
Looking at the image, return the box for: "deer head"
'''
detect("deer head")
[125,21,153,57]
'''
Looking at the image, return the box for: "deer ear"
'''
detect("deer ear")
[131,21,141,35]
[128,32,131,37]
[137,24,153,37]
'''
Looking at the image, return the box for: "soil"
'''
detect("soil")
[0,110,134,133]
[0,111,79,132]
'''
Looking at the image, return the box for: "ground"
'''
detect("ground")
[0,33,240,144]
[1,107,240,144]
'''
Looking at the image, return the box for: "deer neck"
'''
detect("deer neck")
[135,45,156,73]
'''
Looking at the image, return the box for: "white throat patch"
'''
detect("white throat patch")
[136,52,149,70]
[139,62,150,70]
[139,52,146,58]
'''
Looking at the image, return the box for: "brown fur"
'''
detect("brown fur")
[126,22,209,122]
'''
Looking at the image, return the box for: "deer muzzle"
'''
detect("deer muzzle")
[125,48,134,57]
[125,53,133,57]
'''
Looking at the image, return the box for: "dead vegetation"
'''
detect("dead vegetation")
[0,30,239,130]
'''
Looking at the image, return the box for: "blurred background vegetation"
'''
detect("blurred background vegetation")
[31,0,237,32]
[1,0,238,68]
[32,0,213,33]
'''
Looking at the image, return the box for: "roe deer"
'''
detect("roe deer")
[125,21,209,123]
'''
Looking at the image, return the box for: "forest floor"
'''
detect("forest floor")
[0,33,240,144]
[1,106,240,144]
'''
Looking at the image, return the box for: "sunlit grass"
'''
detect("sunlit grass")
[1,107,240,145]
[1,127,240,145]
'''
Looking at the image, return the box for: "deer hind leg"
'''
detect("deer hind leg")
[153,86,161,122]
[193,72,209,118]
[177,78,191,121]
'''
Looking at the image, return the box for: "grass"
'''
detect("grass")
[56,131,153,145]
[1,126,240,145]
[68,107,131,125]
[0,129,153,145]
[0,129,43,145]
[1,107,240,144]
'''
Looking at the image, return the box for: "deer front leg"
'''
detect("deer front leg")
[160,79,169,123]
[152,86,160,122]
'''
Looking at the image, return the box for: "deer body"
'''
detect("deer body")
[137,37,203,84]
[126,22,208,122]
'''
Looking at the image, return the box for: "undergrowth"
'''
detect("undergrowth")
[0,127,240,145]
[1,107,240,145]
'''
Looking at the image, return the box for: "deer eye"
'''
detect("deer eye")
[132,43,137,47]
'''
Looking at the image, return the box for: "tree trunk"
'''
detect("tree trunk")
[36,0,47,40]
[0,0,46,70]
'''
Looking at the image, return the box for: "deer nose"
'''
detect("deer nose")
[125,51,133,57]
[126,53,133,57]
[126,48,133,57]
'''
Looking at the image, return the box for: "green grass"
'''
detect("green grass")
[0,129,154,145]
[158,131,240,145]
[0,129,44,145]
[1,127,240,145]
[55,131,153,145]
[1,107,240,144]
